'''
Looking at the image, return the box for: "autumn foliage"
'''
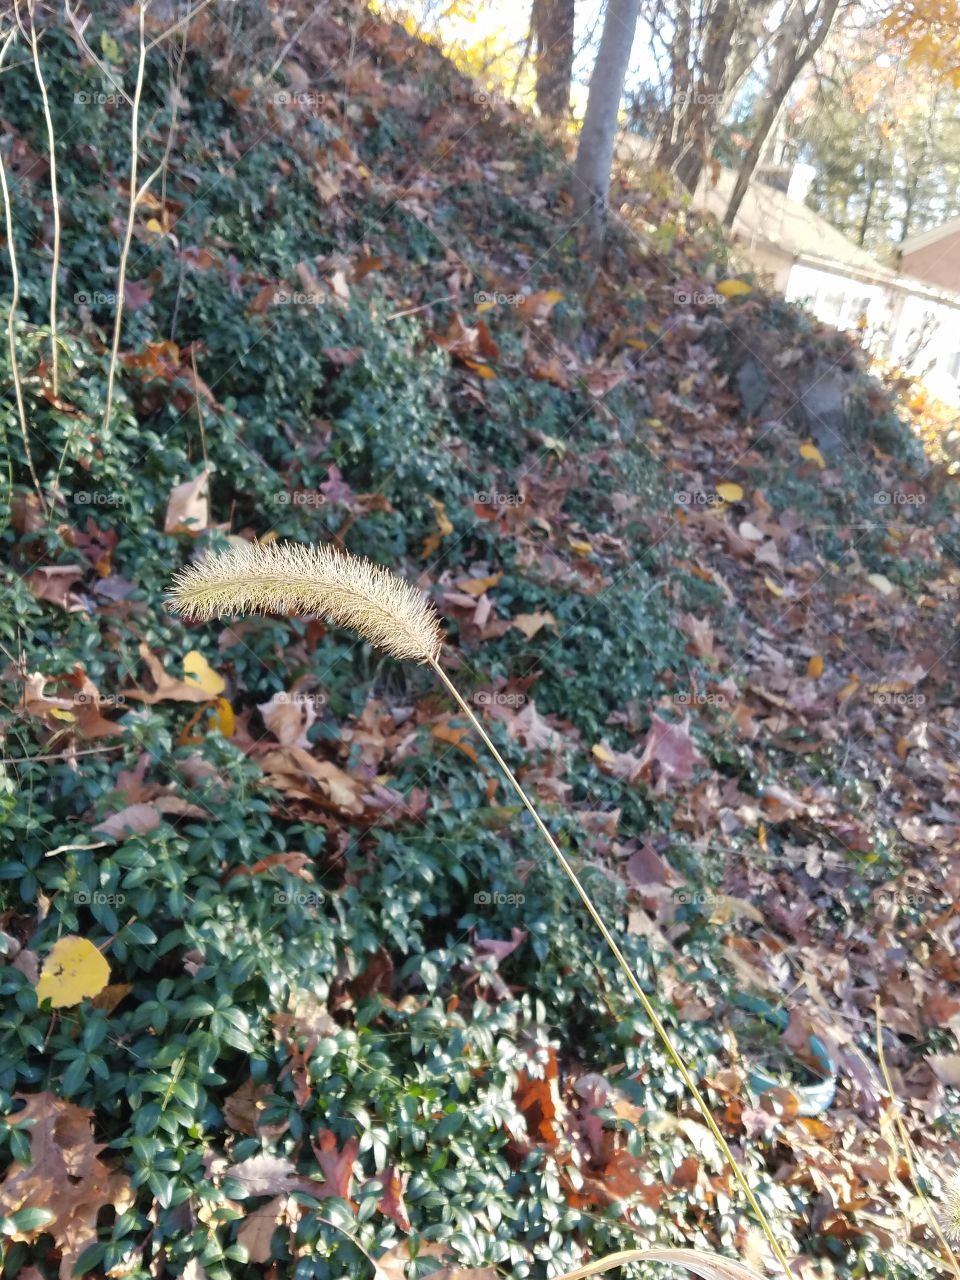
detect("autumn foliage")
[1,2,960,1278]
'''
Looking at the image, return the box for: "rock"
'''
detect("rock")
[798,358,857,457]
[737,357,770,418]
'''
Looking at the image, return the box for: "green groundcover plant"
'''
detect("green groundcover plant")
[168,538,791,1277]
[0,2,950,1278]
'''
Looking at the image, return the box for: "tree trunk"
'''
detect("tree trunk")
[722,80,794,228]
[572,0,640,251]
[532,0,576,117]
[656,0,773,194]
[858,169,876,246]
[723,0,841,228]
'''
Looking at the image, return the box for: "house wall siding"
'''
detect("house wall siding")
[902,232,960,293]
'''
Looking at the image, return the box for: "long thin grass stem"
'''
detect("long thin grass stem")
[25,0,60,396]
[428,656,794,1280]
[102,2,155,440]
[0,27,45,515]
[875,1003,960,1278]
[166,540,793,1275]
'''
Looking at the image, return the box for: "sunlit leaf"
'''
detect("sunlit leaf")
[36,937,110,1008]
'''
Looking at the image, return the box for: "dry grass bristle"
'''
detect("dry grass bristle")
[167,540,444,664]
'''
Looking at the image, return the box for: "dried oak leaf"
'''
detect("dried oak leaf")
[311,1129,359,1202]
[21,669,126,739]
[237,1193,300,1263]
[0,1092,133,1279]
[164,469,212,536]
[25,565,87,613]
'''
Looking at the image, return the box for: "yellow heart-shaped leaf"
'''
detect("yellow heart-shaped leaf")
[36,936,110,1008]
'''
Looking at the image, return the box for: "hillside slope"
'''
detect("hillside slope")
[1,3,959,1278]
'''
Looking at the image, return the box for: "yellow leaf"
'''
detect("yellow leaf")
[807,654,824,679]
[716,482,743,503]
[100,32,122,62]
[568,537,593,555]
[463,359,496,379]
[422,496,453,558]
[591,743,616,763]
[838,673,860,704]
[145,217,164,234]
[764,576,784,597]
[183,651,226,697]
[457,573,502,597]
[512,611,556,639]
[799,441,826,469]
[36,936,110,1008]
[757,822,768,853]
[716,279,751,298]
[210,697,235,737]
[624,338,647,350]
[49,707,77,722]
[475,299,496,314]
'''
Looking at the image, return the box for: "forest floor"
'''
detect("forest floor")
[2,3,960,1278]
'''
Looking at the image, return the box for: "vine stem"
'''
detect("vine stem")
[25,0,61,397]
[428,655,794,1280]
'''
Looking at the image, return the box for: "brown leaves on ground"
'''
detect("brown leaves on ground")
[0,1093,134,1279]
[92,794,206,841]
[260,748,367,816]
[258,688,320,748]
[375,1241,497,1280]
[430,312,499,379]
[21,666,127,738]
[124,642,224,705]
[24,565,87,613]
[13,10,960,1268]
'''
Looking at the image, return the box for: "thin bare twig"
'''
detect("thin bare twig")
[23,0,61,396]
[103,2,160,439]
[0,27,46,514]
[63,0,132,106]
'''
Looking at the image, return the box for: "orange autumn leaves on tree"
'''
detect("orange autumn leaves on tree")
[883,0,960,82]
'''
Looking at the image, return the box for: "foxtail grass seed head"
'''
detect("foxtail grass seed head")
[942,1171,960,1243]
[167,540,444,664]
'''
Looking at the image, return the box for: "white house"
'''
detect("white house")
[693,164,960,406]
